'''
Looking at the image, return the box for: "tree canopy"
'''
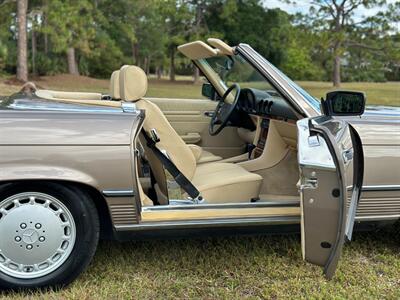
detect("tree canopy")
[0,0,398,86]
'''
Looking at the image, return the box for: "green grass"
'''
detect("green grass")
[1,224,399,299]
[0,75,399,298]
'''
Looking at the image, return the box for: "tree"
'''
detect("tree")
[16,0,28,81]
[206,0,293,69]
[44,0,97,75]
[161,0,192,81]
[303,0,388,87]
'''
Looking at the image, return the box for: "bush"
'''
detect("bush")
[0,40,7,71]
[34,53,67,76]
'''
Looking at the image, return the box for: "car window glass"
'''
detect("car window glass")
[196,54,284,100]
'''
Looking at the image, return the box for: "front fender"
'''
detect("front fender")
[0,145,135,192]
[0,165,100,188]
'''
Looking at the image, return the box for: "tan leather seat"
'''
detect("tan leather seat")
[119,65,262,204]
[187,144,222,164]
[109,70,120,100]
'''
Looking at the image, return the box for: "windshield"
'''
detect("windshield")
[196,51,321,113]
[254,52,321,112]
[196,53,284,100]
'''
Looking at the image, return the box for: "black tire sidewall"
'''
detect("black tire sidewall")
[0,182,99,290]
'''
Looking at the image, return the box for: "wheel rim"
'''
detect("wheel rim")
[0,192,76,279]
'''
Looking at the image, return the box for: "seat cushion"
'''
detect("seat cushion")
[192,163,262,204]
[188,144,222,164]
[198,150,222,164]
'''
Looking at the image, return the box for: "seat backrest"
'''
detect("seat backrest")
[109,70,120,100]
[119,65,197,197]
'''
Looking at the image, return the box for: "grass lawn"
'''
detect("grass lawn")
[0,74,399,298]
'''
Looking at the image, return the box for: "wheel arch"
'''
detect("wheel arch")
[0,179,115,240]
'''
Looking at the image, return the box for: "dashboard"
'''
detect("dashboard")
[237,88,298,121]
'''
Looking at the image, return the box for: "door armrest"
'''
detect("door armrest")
[181,132,201,144]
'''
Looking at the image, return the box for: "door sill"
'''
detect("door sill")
[141,200,300,222]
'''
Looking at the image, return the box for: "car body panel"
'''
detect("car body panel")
[344,108,400,220]
[0,95,143,227]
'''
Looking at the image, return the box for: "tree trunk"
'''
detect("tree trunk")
[193,67,200,84]
[157,66,162,79]
[31,26,36,75]
[146,55,151,75]
[169,48,175,81]
[132,42,140,66]
[43,2,49,54]
[333,41,341,87]
[17,0,28,82]
[67,47,79,75]
[44,31,48,54]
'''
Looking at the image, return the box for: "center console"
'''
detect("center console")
[253,118,270,159]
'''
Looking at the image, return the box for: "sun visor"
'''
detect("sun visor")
[207,38,233,55]
[178,41,219,60]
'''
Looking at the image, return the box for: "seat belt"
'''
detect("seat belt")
[141,129,203,203]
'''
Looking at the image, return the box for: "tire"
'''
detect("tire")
[0,182,99,290]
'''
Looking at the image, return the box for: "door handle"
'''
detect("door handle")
[342,148,354,164]
[204,111,215,118]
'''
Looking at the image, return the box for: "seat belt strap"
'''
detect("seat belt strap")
[141,129,202,202]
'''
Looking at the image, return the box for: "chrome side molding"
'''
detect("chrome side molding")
[102,189,135,197]
[347,185,400,192]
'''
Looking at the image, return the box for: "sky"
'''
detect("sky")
[262,0,399,22]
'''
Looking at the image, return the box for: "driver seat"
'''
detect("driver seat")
[120,65,262,204]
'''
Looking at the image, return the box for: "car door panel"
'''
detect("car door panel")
[297,116,363,278]
[146,97,246,158]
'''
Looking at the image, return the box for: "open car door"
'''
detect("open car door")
[297,115,364,279]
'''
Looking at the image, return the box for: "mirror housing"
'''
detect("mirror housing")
[321,91,366,116]
[202,82,217,100]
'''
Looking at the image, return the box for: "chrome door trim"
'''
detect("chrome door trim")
[355,214,400,221]
[362,185,400,192]
[347,185,400,192]
[115,213,399,232]
[114,216,300,231]
[142,200,300,212]
[121,102,137,113]
[102,189,135,197]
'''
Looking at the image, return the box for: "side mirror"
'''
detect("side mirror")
[202,83,217,100]
[322,91,366,116]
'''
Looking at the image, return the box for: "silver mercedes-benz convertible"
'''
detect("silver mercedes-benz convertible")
[0,38,399,289]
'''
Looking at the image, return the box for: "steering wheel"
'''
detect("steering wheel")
[209,83,241,136]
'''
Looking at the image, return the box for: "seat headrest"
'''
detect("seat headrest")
[119,65,148,102]
[109,70,120,99]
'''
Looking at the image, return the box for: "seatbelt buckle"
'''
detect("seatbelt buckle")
[150,128,160,143]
